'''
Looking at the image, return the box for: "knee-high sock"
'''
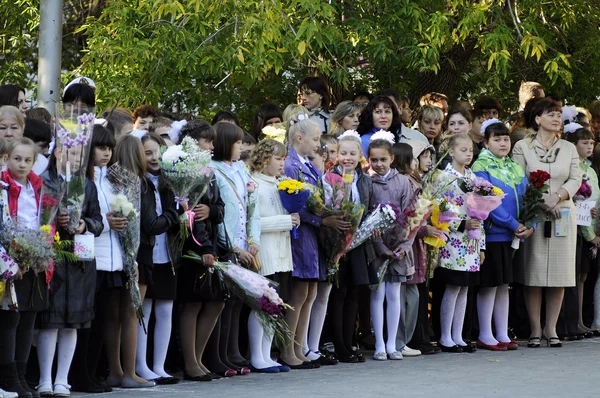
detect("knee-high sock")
[370,283,386,354]
[15,311,37,363]
[55,329,77,385]
[385,283,401,353]
[248,310,270,369]
[493,285,510,342]
[440,285,460,347]
[136,299,159,380]
[37,329,58,384]
[306,282,332,359]
[0,311,19,365]
[152,300,174,377]
[477,287,498,345]
[452,287,468,346]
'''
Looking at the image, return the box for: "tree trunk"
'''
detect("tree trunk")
[408,37,478,108]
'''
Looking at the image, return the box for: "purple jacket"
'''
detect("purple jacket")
[284,147,323,280]
[370,169,415,278]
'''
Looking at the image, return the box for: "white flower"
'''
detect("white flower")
[338,129,361,141]
[121,202,134,217]
[370,130,395,144]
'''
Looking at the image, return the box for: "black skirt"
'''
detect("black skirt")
[337,247,372,288]
[177,261,225,303]
[265,271,292,303]
[138,262,153,286]
[479,241,519,288]
[435,267,479,287]
[146,263,177,301]
[96,270,126,292]
[38,260,96,329]
[576,235,594,276]
[15,270,48,312]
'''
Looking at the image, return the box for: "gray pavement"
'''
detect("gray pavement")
[74,338,600,397]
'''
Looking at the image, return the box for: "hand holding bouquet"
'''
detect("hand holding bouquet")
[512,170,550,249]
[423,196,460,249]
[347,203,401,252]
[108,164,144,323]
[159,136,212,248]
[458,177,505,240]
[277,178,310,239]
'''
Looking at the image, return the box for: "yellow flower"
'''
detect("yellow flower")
[40,225,51,235]
[54,232,61,243]
[492,187,504,196]
[342,173,354,184]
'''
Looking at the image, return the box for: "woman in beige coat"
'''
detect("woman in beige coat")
[512,98,582,348]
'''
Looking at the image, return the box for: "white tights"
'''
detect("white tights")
[136,299,174,379]
[248,310,280,369]
[440,285,468,347]
[370,282,401,354]
[303,282,332,360]
[477,285,510,345]
[37,328,77,386]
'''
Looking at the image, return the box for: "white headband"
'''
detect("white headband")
[480,118,503,135]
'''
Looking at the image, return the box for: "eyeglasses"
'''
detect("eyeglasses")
[300,90,315,97]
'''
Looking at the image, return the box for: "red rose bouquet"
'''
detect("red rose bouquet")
[512,170,550,249]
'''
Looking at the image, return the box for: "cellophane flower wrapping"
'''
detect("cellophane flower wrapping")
[465,192,503,240]
[277,178,310,239]
[398,188,434,241]
[108,163,144,324]
[423,196,460,249]
[183,252,293,347]
[159,136,213,248]
[319,171,365,285]
[38,183,66,284]
[575,174,592,201]
[347,203,401,252]
[513,170,550,249]
[56,112,94,234]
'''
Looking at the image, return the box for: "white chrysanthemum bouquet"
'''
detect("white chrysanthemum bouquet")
[159,136,213,247]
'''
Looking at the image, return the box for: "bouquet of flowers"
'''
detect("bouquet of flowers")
[159,136,213,247]
[347,203,401,252]
[319,170,365,285]
[399,188,434,241]
[261,124,287,143]
[55,113,94,234]
[575,174,592,201]
[183,252,293,346]
[108,163,144,323]
[512,170,550,249]
[423,195,460,249]
[458,176,504,240]
[0,225,56,274]
[277,178,310,239]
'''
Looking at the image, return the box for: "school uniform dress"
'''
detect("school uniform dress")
[38,170,104,329]
[284,147,325,281]
[252,172,293,301]
[370,169,415,283]
[435,165,485,287]
[177,178,225,303]
[471,149,528,288]
[512,137,581,287]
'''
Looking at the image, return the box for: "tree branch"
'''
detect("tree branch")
[507,0,523,40]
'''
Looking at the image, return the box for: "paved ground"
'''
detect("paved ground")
[74,338,600,398]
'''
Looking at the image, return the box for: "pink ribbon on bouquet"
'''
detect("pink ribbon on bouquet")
[186,210,203,247]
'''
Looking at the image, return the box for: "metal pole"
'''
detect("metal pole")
[37,0,63,116]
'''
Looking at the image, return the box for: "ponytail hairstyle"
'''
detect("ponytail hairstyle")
[249,139,287,173]
[287,114,320,147]
[441,133,473,157]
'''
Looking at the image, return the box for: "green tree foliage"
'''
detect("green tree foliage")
[2,1,600,126]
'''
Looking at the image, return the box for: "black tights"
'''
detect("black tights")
[328,286,358,357]
[16,311,37,363]
[0,311,19,365]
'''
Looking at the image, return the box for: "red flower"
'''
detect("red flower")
[529,170,551,189]
[41,194,60,209]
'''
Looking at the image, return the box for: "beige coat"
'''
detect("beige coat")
[512,137,581,287]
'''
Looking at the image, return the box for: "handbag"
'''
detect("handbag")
[192,267,224,301]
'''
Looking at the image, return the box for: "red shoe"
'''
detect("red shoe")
[498,340,519,350]
[239,367,251,375]
[476,340,507,351]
